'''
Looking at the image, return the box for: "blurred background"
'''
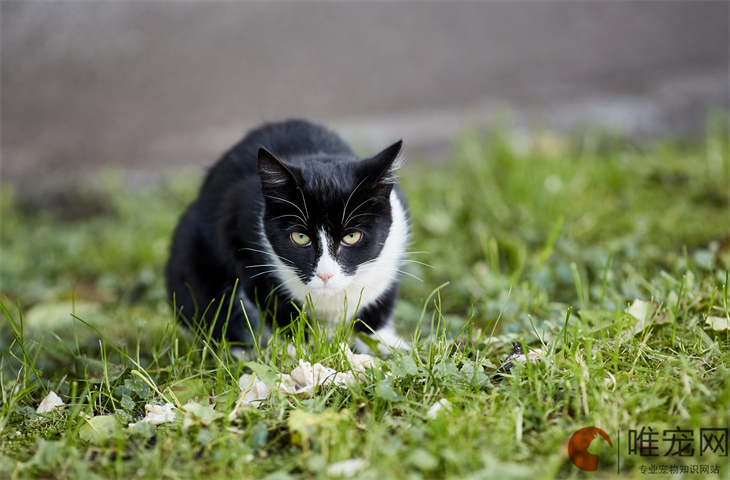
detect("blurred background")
[0,1,728,321]
[2,1,728,188]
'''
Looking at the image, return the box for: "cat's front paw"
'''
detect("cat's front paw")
[354,326,411,357]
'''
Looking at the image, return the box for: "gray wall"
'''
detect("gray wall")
[2,1,728,185]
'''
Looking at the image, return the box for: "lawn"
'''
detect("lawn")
[1,119,729,479]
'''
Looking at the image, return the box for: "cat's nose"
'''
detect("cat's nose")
[317,272,334,283]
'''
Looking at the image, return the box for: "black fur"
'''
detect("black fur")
[165,119,407,345]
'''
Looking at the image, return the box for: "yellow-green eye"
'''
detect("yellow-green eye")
[341,231,362,246]
[290,232,311,246]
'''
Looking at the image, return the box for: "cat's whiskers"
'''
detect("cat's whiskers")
[344,212,377,227]
[343,197,374,227]
[400,258,434,269]
[298,188,310,220]
[245,263,287,269]
[270,214,309,230]
[250,269,286,280]
[271,214,306,223]
[404,250,429,255]
[264,195,308,222]
[341,177,369,224]
[238,247,295,265]
[394,269,423,282]
[264,276,299,302]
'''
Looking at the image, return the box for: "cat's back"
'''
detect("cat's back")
[241,119,355,161]
[198,120,354,204]
[216,120,354,175]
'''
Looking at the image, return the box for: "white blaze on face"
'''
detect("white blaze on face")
[309,230,350,294]
[263,191,409,325]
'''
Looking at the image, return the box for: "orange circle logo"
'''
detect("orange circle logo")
[568,426,612,471]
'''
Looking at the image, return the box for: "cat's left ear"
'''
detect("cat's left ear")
[258,147,301,192]
[357,140,403,185]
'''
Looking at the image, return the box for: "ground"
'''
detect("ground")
[0,121,729,479]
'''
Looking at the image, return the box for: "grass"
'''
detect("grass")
[0,118,729,479]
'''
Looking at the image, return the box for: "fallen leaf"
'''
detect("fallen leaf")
[287,409,348,448]
[167,378,207,405]
[290,360,337,388]
[326,459,368,477]
[277,373,300,395]
[626,299,654,334]
[79,415,119,443]
[343,344,377,371]
[36,391,64,414]
[426,398,452,419]
[285,360,352,397]
[182,401,223,430]
[706,316,730,331]
[229,375,271,420]
[140,402,176,425]
[25,301,101,331]
[238,374,270,405]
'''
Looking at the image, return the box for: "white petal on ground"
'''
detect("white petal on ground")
[343,345,377,371]
[237,374,270,407]
[706,315,730,331]
[626,299,655,334]
[233,346,374,409]
[290,359,339,388]
[230,375,271,419]
[426,398,452,419]
[37,391,64,413]
[141,402,177,425]
[326,459,368,477]
[332,371,357,388]
[311,362,340,386]
[277,373,300,395]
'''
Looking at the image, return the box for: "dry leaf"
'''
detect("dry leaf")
[326,459,368,477]
[37,391,64,414]
[706,316,730,331]
[237,374,270,406]
[140,402,176,425]
[79,415,119,443]
[626,299,654,334]
[426,398,452,419]
[229,374,271,420]
[277,373,300,395]
[181,401,223,429]
[343,345,377,371]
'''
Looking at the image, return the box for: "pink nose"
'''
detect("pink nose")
[317,272,334,283]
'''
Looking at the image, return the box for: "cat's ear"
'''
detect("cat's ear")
[258,147,300,191]
[357,140,403,184]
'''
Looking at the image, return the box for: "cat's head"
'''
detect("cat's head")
[257,141,406,304]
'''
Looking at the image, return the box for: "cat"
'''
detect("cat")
[165,119,410,354]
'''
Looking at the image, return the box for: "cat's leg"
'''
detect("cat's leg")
[354,287,410,356]
[229,290,271,356]
[353,320,411,356]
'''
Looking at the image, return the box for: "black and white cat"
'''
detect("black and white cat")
[165,119,409,353]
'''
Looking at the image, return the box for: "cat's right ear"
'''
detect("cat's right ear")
[258,147,299,191]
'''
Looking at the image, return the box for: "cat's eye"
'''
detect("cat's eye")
[290,232,311,246]
[341,231,363,246]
